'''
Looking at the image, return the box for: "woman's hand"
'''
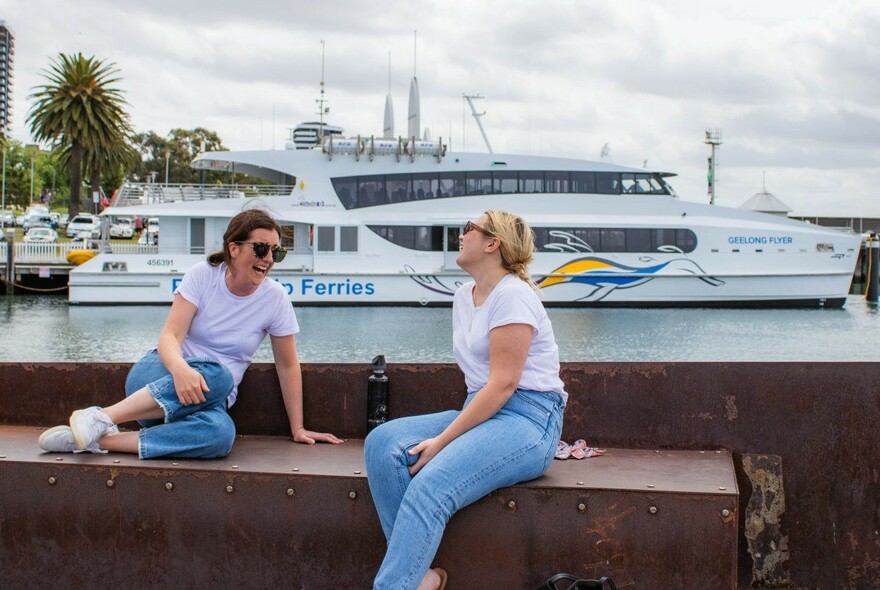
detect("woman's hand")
[292,427,344,445]
[407,437,448,476]
[172,365,209,405]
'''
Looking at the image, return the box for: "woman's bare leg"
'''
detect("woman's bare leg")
[98,431,139,454]
[102,387,165,424]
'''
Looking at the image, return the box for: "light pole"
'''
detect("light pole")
[30,156,34,203]
[1,147,5,212]
[164,149,170,187]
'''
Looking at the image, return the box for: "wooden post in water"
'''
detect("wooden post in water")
[4,229,13,294]
[867,233,879,303]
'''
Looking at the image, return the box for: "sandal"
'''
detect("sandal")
[555,440,572,460]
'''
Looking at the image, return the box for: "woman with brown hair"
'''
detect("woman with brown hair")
[40,208,341,458]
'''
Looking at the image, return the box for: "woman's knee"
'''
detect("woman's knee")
[187,359,233,403]
[125,351,164,396]
[199,411,236,457]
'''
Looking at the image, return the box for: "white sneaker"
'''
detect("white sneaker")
[69,406,117,451]
[38,424,119,454]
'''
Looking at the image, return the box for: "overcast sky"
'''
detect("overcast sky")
[2,0,878,215]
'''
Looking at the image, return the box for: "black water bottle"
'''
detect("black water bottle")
[367,355,389,433]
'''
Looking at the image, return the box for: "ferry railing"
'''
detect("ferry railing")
[113,183,296,207]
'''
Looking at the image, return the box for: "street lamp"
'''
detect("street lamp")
[1,147,5,211]
[164,149,170,187]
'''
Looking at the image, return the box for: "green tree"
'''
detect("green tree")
[131,127,229,184]
[0,141,60,210]
[27,53,132,217]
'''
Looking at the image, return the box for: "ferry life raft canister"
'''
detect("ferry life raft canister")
[367,355,389,433]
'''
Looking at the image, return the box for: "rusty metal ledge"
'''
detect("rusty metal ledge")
[0,426,737,495]
[0,425,738,588]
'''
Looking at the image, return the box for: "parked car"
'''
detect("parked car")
[22,205,51,229]
[110,217,134,239]
[66,214,101,239]
[0,211,14,227]
[23,215,56,231]
[23,227,59,243]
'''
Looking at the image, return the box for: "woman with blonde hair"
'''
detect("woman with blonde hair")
[365,210,567,589]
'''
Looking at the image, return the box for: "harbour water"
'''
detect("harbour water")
[2,294,878,363]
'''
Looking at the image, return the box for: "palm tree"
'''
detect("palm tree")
[27,53,132,217]
[57,132,139,210]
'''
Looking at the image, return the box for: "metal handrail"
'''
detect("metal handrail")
[113,183,296,207]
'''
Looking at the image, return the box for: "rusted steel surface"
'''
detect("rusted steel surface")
[0,426,737,588]
[742,454,790,586]
[0,433,384,588]
[0,362,466,439]
[1,361,879,588]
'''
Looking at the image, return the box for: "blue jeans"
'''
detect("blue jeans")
[364,389,565,590]
[124,350,236,459]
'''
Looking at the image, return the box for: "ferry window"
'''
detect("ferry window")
[340,226,358,252]
[317,226,335,252]
[621,173,637,193]
[189,218,205,255]
[596,173,620,194]
[570,172,596,193]
[626,229,651,252]
[279,225,295,249]
[358,177,387,207]
[676,229,697,251]
[532,228,549,250]
[369,225,446,251]
[466,172,492,195]
[493,172,518,194]
[412,173,440,200]
[652,229,677,250]
[637,174,665,194]
[545,171,570,193]
[582,229,601,250]
[601,229,626,251]
[441,173,466,197]
[414,226,443,251]
[332,177,358,209]
[520,172,544,193]
[386,175,411,203]
[447,227,461,251]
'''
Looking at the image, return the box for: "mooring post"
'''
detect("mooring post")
[4,229,13,294]
[867,232,879,303]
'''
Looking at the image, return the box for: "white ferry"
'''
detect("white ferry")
[71,94,859,307]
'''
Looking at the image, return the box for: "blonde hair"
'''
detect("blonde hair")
[483,210,537,290]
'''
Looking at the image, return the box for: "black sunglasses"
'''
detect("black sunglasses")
[463,220,494,237]
[234,241,287,263]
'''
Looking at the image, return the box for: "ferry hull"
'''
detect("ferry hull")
[69,254,855,308]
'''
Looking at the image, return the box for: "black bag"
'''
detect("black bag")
[538,572,618,590]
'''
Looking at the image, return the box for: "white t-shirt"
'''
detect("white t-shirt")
[452,273,567,403]
[175,261,299,406]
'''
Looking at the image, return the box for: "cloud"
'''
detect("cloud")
[4,0,880,215]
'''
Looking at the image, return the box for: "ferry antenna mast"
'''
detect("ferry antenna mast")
[705,128,722,205]
[463,94,493,154]
[316,40,329,142]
